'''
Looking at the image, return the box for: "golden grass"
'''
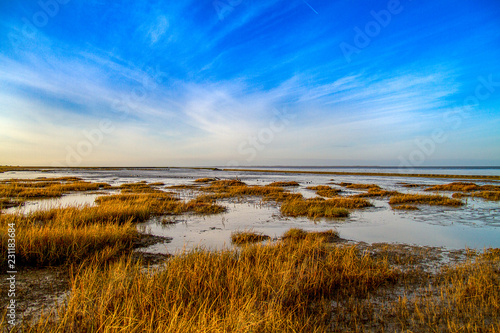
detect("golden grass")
[25,238,398,332]
[267,181,300,187]
[306,185,341,198]
[231,230,271,244]
[425,181,480,192]
[344,183,381,190]
[0,220,137,267]
[280,197,372,219]
[354,188,401,198]
[389,194,464,206]
[282,228,339,242]
[0,178,110,199]
[453,190,500,201]
[391,204,419,210]
[194,177,217,183]
[393,249,500,332]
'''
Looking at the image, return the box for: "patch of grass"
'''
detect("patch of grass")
[345,183,381,190]
[25,239,397,332]
[424,181,480,192]
[267,181,300,187]
[167,184,199,190]
[306,185,341,198]
[453,190,500,201]
[389,194,464,206]
[0,178,110,199]
[425,181,500,193]
[282,228,339,242]
[392,204,419,210]
[0,219,138,267]
[194,177,217,183]
[394,250,500,332]
[280,197,370,219]
[354,188,401,198]
[231,230,270,244]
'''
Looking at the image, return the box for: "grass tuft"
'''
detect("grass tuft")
[389,194,463,206]
[231,230,270,244]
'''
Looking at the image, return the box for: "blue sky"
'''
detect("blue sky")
[0,0,499,167]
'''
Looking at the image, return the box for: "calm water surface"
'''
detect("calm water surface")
[2,167,499,253]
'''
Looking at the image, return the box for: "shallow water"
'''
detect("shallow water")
[1,168,499,253]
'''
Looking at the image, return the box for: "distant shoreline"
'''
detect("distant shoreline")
[1,165,499,180]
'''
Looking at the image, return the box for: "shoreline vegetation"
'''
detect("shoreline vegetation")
[1,173,499,331]
[1,165,500,180]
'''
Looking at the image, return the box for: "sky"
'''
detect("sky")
[0,0,499,167]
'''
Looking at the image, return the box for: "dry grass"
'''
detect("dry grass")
[280,197,371,219]
[354,188,401,198]
[0,219,137,267]
[231,230,270,244]
[23,238,398,332]
[0,178,110,199]
[393,249,500,332]
[267,181,300,187]
[389,194,464,207]
[194,177,217,183]
[425,181,480,192]
[392,204,419,210]
[282,228,339,242]
[425,181,500,193]
[453,190,500,201]
[344,183,381,190]
[306,185,341,198]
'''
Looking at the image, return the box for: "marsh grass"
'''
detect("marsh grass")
[280,197,371,219]
[0,188,224,268]
[0,178,110,199]
[393,249,500,332]
[392,204,419,210]
[345,183,381,190]
[231,230,270,244]
[425,181,500,193]
[354,188,401,198]
[453,190,500,201]
[0,220,137,267]
[194,177,217,183]
[24,238,398,332]
[389,194,464,207]
[306,185,341,198]
[267,181,300,187]
[282,228,340,242]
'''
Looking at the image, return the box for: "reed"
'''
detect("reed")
[389,194,464,206]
